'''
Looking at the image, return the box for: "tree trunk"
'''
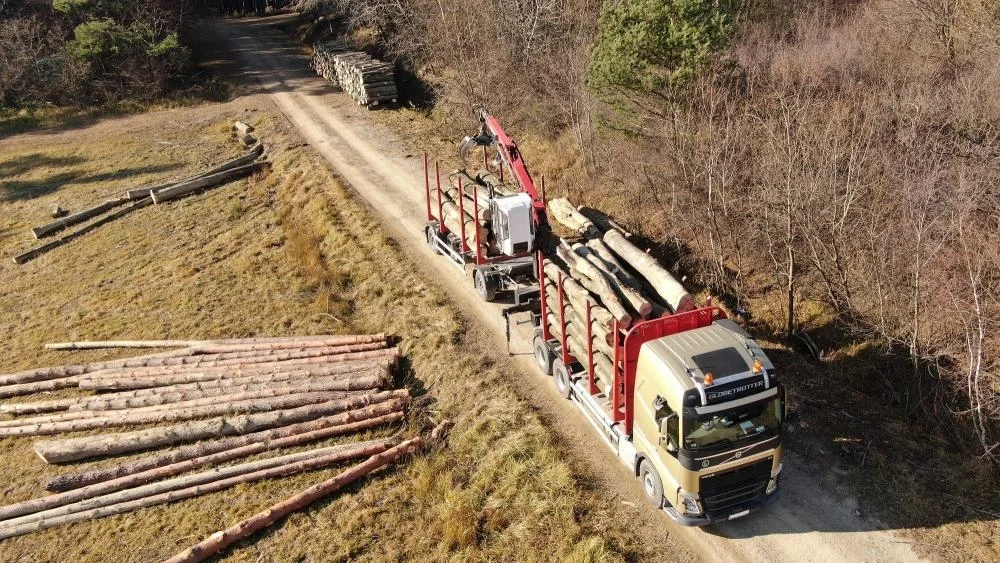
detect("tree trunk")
[0,440,397,539]
[541,261,615,330]
[557,243,632,327]
[32,390,409,463]
[30,197,130,239]
[46,399,406,492]
[126,144,265,200]
[573,243,653,317]
[0,411,403,522]
[73,373,386,412]
[547,198,600,238]
[0,391,363,438]
[0,348,195,386]
[164,438,423,563]
[79,360,391,391]
[602,229,695,313]
[151,162,269,204]
[0,375,387,429]
[45,333,384,351]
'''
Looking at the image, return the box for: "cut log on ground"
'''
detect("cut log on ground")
[233,121,254,136]
[602,230,695,313]
[30,197,130,239]
[78,362,391,392]
[0,391,355,438]
[164,438,423,563]
[151,161,268,204]
[0,348,195,387]
[13,197,151,265]
[44,333,385,351]
[0,440,397,539]
[46,399,406,492]
[32,389,409,463]
[125,145,266,200]
[68,373,387,413]
[0,412,402,523]
[0,375,387,431]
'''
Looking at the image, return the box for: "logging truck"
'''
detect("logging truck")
[430,110,784,525]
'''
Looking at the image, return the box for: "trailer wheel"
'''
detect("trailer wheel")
[425,226,440,255]
[552,359,572,399]
[533,336,554,375]
[639,460,665,509]
[474,269,498,301]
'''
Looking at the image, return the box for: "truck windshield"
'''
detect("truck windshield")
[683,396,782,451]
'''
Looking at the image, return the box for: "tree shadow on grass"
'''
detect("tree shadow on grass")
[0,162,183,202]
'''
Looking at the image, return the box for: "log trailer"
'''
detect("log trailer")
[423,109,548,304]
[426,110,784,526]
[532,252,784,525]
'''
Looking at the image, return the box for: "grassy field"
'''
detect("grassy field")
[0,100,663,561]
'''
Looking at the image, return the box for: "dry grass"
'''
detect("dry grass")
[0,100,650,561]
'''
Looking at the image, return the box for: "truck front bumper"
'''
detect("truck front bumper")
[666,488,781,527]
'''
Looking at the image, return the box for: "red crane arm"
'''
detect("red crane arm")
[480,112,549,229]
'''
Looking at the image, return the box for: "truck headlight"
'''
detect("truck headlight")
[766,463,783,495]
[678,491,702,515]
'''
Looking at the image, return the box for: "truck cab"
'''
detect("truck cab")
[631,319,783,524]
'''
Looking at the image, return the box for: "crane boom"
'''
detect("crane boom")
[461,109,549,232]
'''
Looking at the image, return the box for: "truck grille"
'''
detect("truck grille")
[699,457,772,516]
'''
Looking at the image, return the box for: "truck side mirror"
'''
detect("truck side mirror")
[658,414,678,454]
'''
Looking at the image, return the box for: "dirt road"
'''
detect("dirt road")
[202,16,925,563]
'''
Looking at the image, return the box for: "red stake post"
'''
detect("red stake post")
[558,271,572,365]
[457,176,469,252]
[435,161,445,234]
[423,153,432,221]
[611,319,623,421]
[473,183,483,264]
[539,252,551,341]
[586,301,598,395]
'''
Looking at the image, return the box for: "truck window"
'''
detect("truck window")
[684,395,782,451]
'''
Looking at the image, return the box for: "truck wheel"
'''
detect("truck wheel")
[474,269,498,301]
[533,336,554,375]
[639,460,665,509]
[552,359,572,399]
[425,226,440,255]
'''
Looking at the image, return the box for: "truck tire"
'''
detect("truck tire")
[533,336,554,375]
[552,359,572,399]
[425,225,440,255]
[639,459,665,509]
[474,268,498,301]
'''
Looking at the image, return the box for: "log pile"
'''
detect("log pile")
[331,51,398,107]
[542,198,697,393]
[312,40,352,83]
[0,333,429,546]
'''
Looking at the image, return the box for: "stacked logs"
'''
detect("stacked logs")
[431,170,490,253]
[543,198,696,392]
[331,52,398,107]
[312,40,352,83]
[0,334,425,543]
